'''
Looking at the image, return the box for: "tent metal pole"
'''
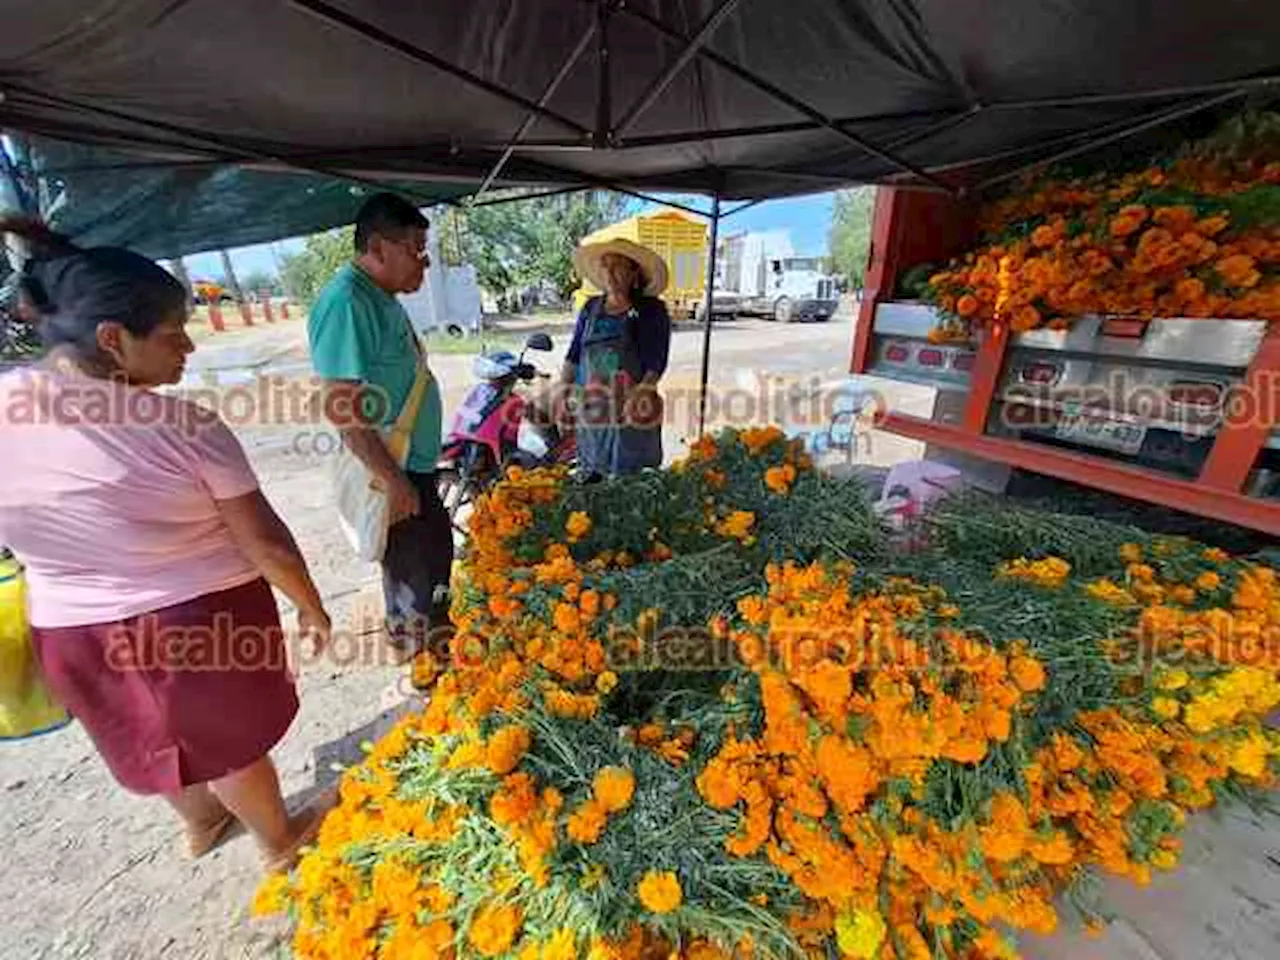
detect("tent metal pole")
[921,112,1169,177]
[616,121,817,148]
[611,0,742,141]
[593,0,613,148]
[697,193,721,436]
[973,89,1247,192]
[881,105,982,151]
[286,0,588,137]
[607,108,957,150]
[618,7,956,194]
[601,186,711,219]
[985,75,1279,111]
[473,23,597,201]
[722,198,763,219]
[470,185,590,207]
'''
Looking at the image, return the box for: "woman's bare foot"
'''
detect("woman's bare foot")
[260,807,326,874]
[260,787,340,874]
[166,783,237,858]
[186,811,237,858]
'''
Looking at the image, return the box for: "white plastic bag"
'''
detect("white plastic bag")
[331,362,432,562]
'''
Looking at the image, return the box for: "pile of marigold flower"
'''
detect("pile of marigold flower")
[925,111,1280,340]
[254,426,1280,960]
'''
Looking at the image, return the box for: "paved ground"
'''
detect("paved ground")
[2,303,1277,959]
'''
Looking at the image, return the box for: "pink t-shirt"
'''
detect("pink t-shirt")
[0,366,261,628]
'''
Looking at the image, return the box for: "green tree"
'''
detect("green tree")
[241,269,282,296]
[828,187,875,286]
[460,191,632,300]
[279,227,354,304]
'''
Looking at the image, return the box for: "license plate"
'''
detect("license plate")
[1054,416,1147,454]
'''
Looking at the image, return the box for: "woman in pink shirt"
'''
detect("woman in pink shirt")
[0,217,331,873]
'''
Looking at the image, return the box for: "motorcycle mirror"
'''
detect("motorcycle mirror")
[525,333,553,352]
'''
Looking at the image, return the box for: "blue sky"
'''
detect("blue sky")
[644,192,836,255]
[183,191,836,280]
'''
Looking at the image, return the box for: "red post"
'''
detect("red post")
[1199,320,1280,492]
[280,299,290,320]
[961,320,1010,435]
[850,187,977,374]
[239,301,254,326]
[262,295,275,323]
[851,189,900,373]
[207,302,226,332]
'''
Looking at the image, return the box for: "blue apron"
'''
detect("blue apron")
[575,297,662,476]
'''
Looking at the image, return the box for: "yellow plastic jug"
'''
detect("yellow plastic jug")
[0,551,71,739]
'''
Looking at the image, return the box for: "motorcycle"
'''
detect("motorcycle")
[437,332,574,537]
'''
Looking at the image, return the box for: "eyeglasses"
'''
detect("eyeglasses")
[390,237,428,261]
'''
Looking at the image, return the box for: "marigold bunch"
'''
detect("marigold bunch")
[253,428,1280,960]
[926,112,1280,336]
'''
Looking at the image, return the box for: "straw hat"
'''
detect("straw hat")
[573,238,669,297]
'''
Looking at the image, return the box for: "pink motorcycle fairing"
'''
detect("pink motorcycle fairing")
[444,380,527,464]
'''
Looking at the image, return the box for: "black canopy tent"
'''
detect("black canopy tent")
[3,0,1280,427]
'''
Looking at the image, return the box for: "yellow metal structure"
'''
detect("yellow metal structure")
[572,209,707,318]
[0,553,70,740]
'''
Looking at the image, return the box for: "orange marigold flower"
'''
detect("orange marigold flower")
[486,725,532,775]
[1010,655,1047,693]
[468,903,523,958]
[1110,204,1149,238]
[1010,304,1042,332]
[1195,570,1222,591]
[764,463,798,495]
[1030,223,1061,248]
[815,736,879,813]
[1174,277,1207,304]
[1196,214,1230,237]
[696,757,742,809]
[593,766,636,813]
[1216,253,1261,289]
[716,510,756,542]
[567,798,609,844]
[636,870,683,913]
[1028,830,1075,865]
[956,293,980,317]
[740,425,785,455]
[490,772,539,826]
[689,435,718,460]
[979,792,1029,862]
[1152,205,1196,234]
[737,595,768,625]
[565,510,593,541]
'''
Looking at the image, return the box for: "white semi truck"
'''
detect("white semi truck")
[715,230,839,322]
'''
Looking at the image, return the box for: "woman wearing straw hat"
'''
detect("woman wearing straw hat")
[562,239,672,478]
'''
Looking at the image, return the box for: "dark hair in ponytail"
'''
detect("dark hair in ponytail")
[2,216,187,360]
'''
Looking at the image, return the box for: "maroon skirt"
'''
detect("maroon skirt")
[31,578,299,794]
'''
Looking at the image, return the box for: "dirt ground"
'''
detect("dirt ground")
[3,305,1278,959]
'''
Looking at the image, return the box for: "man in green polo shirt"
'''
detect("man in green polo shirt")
[308,193,450,668]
